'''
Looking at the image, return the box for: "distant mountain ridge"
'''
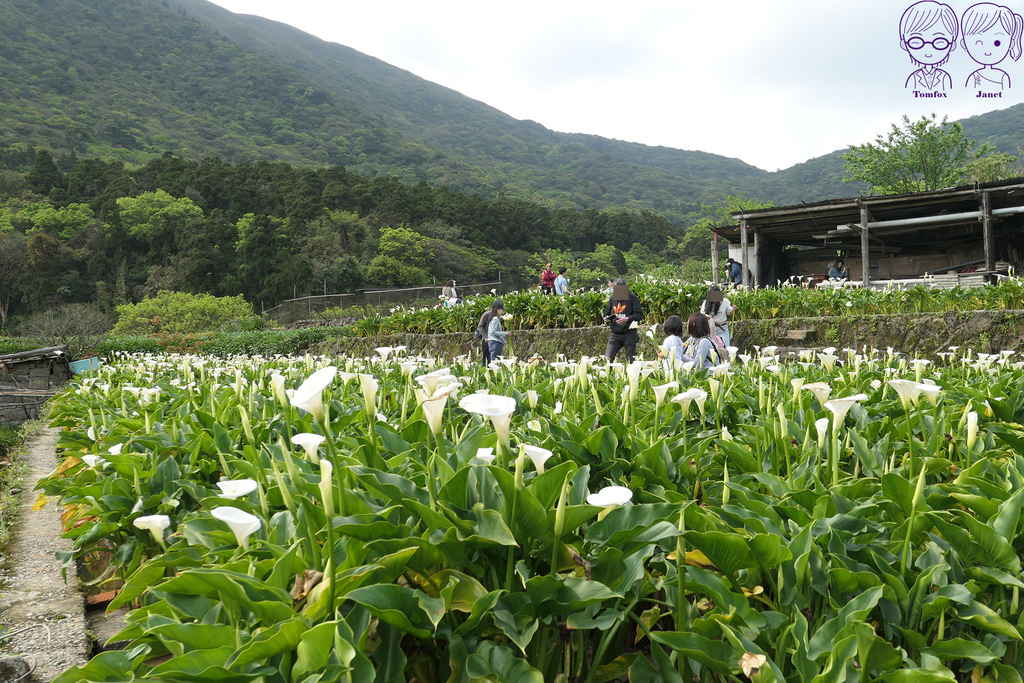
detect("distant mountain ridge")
[3,0,1022,224]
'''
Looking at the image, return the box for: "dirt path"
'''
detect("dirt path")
[0,427,89,681]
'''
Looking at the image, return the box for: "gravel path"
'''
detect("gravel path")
[0,428,89,682]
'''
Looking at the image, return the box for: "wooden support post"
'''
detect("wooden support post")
[860,204,871,288]
[982,191,994,272]
[753,229,761,289]
[740,219,749,288]
[711,230,720,285]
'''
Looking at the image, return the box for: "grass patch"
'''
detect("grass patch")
[0,422,36,551]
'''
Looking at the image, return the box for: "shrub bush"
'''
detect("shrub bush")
[111,291,260,336]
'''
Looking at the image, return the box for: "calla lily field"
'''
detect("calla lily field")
[37,344,1024,681]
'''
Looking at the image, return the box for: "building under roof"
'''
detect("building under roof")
[714,178,1024,288]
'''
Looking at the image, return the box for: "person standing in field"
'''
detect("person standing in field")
[541,263,556,295]
[603,278,643,363]
[487,299,508,360]
[554,267,570,295]
[726,257,743,285]
[702,285,737,348]
[476,306,492,366]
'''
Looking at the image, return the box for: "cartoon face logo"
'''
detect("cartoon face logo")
[900,1,958,67]
[966,25,1011,64]
[961,3,1022,66]
[961,2,1023,89]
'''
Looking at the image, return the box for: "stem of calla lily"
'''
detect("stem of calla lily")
[400,377,411,426]
[831,430,840,488]
[269,459,296,515]
[589,381,603,416]
[550,474,569,576]
[427,431,447,512]
[901,462,927,576]
[904,403,916,478]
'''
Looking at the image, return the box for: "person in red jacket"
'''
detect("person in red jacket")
[540,263,556,295]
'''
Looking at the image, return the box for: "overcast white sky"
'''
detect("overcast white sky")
[207,0,1024,172]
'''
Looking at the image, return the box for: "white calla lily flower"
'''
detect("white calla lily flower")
[652,381,679,408]
[291,433,326,461]
[133,514,171,545]
[804,382,831,405]
[211,507,262,550]
[522,444,553,474]
[319,459,334,519]
[888,379,923,409]
[459,394,517,448]
[291,366,338,421]
[587,485,633,507]
[421,382,462,435]
[474,447,496,465]
[81,454,107,469]
[918,383,942,405]
[824,394,868,433]
[216,479,258,500]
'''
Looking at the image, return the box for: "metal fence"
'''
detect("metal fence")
[264,279,504,326]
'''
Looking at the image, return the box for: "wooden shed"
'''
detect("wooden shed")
[714,178,1024,288]
[0,346,70,425]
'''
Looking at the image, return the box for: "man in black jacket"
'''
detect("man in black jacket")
[603,278,644,363]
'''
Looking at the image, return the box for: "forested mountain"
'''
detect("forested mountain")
[0,0,854,225]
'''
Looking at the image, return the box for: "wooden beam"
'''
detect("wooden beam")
[860,204,871,287]
[982,191,994,271]
[740,219,749,288]
[753,229,761,289]
[711,230,720,285]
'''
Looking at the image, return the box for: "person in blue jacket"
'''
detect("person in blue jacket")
[726,257,743,285]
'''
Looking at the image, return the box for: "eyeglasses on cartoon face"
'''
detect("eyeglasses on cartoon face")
[905,36,952,50]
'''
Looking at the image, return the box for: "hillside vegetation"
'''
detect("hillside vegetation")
[0,151,678,328]
[0,0,867,223]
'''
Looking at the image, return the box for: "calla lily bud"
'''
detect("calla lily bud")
[527,390,538,410]
[358,373,379,417]
[815,417,829,449]
[966,411,978,451]
[319,459,335,519]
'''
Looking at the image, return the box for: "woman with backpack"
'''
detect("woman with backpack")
[680,312,725,369]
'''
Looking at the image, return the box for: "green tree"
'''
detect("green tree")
[234,213,294,305]
[116,190,205,264]
[22,149,65,196]
[841,114,1003,195]
[0,233,27,329]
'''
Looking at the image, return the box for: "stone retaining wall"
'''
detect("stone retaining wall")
[0,392,52,424]
[0,358,69,390]
[315,310,1024,360]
